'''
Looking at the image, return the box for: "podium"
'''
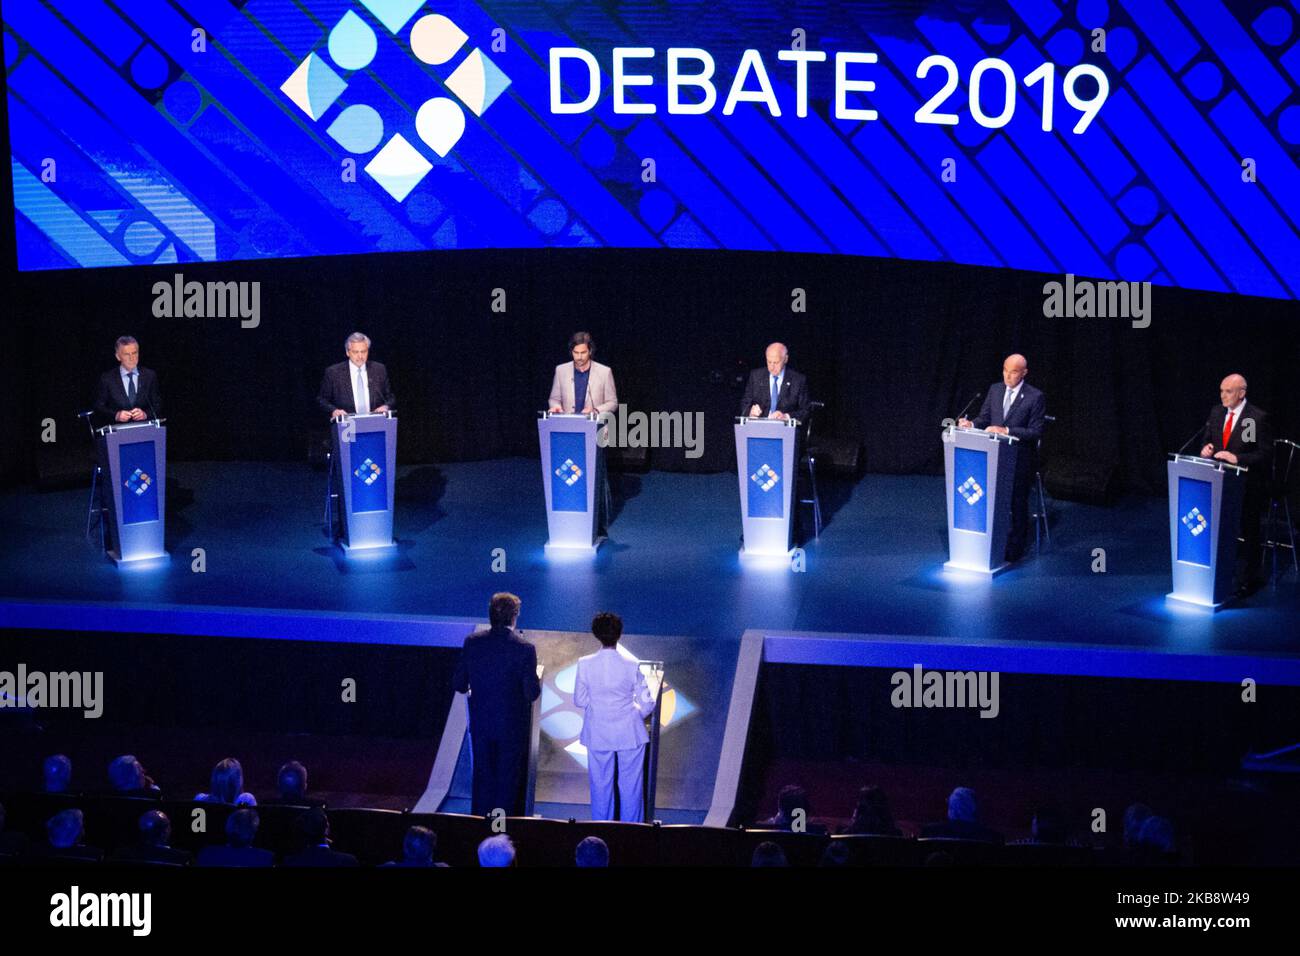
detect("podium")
[538,412,604,553]
[96,420,167,564]
[1166,454,1247,609]
[943,426,1018,575]
[332,412,397,551]
[735,416,799,557]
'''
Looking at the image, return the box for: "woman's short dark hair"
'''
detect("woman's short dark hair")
[489,592,522,627]
[569,331,594,354]
[592,612,622,647]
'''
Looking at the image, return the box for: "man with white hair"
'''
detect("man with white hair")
[1198,373,1273,597]
[477,833,516,867]
[316,331,395,420]
[739,342,811,424]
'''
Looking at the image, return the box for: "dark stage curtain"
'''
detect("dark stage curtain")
[11,248,1298,491]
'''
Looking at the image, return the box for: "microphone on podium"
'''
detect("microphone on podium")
[953,391,982,424]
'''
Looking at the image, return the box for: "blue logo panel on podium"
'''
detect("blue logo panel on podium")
[1176,477,1212,567]
[953,447,988,533]
[349,430,387,513]
[747,437,784,519]
[119,440,158,525]
[550,431,587,512]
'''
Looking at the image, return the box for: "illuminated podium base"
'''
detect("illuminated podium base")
[1165,455,1246,611]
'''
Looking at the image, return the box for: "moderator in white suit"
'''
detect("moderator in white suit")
[574,643,656,822]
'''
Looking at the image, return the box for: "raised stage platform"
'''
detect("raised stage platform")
[0,458,1295,655]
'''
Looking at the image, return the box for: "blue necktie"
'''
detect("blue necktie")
[770,375,779,415]
[127,371,137,407]
[356,366,369,414]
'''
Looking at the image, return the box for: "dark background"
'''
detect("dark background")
[6,243,1297,490]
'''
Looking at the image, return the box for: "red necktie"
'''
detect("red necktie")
[1222,412,1234,449]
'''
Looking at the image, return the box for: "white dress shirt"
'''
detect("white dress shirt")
[350,361,370,414]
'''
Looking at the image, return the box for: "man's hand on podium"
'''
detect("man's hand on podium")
[748,404,761,418]
[374,405,389,414]
[1213,450,1239,465]
[129,408,147,422]
[985,425,1009,435]
[548,406,563,414]
[770,410,789,421]
[115,410,132,423]
[581,404,595,415]
[330,408,347,421]
[1200,444,1214,458]
[957,417,973,429]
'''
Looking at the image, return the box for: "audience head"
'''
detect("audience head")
[296,808,330,846]
[43,754,72,793]
[209,758,246,804]
[849,785,895,833]
[751,841,788,867]
[478,834,516,868]
[1031,805,1067,844]
[947,787,978,823]
[1137,816,1175,856]
[225,808,260,848]
[819,842,851,867]
[108,754,147,792]
[1123,803,1153,848]
[775,784,809,825]
[47,809,84,849]
[488,592,522,629]
[591,612,623,649]
[277,761,308,801]
[138,810,172,847]
[575,836,610,868]
[402,826,436,866]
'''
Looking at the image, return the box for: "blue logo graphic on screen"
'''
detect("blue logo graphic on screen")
[7,0,1299,299]
[118,440,158,525]
[349,431,388,513]
[953,447,988,533]
[550,431,587,512]
[1176,476,1213,567]
[747,437,784,519]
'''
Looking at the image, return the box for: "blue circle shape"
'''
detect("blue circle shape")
[1076,0,1109,29]
[123,220,165,257]
[579,125,616,168]
[1106,27,1138,71]
[1279,106,1300,145]
[130,44,170,89]
[1183,61,1223,101]
[1118,186,1159,226]
[1253,7,1293,46]
[163,80,202,124]
[638,190,676,232]
[528,198,569,235]
[326,103,384,154]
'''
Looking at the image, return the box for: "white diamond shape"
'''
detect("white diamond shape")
[364,134,432,202]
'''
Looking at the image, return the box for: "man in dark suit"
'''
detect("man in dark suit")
[110,810,192,866]
[94,336,162,425]
[959,353,1047,562]
[1198,373,1274,596]
[452,593,542,817]
[317,332,395,419]
[739,342,811,423]
[195,808,274,867]
[281,809,358,867]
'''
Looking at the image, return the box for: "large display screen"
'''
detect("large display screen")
[5,0,1298,299]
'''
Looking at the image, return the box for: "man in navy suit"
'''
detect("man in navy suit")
[94,336,162,425]
[739,343,811,423]
[452,593,542,817]
[316,332,395,419]
[960,353,1047,562]
[1198,373,1274,596]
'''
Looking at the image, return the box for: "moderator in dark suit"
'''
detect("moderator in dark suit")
[1199,392,1273,589]
[452,619,542,817]
[739,366,812,423]
[94,366,162,425]
[971,379,1047,560]
[316,360,396,417]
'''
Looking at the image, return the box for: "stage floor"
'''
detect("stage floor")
[1,458,1296,657]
